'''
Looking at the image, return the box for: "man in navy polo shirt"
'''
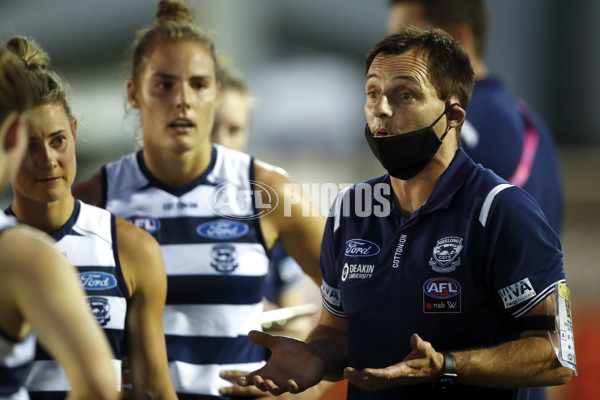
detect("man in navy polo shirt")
[237,28,576,399]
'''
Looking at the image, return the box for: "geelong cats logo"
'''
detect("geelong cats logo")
[210,244,239,273]
[429,236,463,273]
[87,297,111,326]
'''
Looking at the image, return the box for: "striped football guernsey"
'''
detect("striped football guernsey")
[0,214,35,400]
[18,201,125,399]
[103,144,269,399]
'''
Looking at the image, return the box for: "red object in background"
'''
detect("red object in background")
[320,380,348,400]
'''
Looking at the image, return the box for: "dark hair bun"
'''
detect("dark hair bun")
[156,0,193,25]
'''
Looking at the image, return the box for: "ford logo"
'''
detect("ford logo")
[423,278,461,299]
[80,272,118,291]
[196,220,249,239]
[344,239,380,257]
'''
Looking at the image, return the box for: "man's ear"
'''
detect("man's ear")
[127,79,140,109]
[446,102,466,129]
[3,112,24,152]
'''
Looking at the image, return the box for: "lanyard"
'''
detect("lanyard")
[507,100,539,188]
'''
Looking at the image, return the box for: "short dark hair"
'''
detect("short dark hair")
[365,27,474,110]
[389,0,488,58]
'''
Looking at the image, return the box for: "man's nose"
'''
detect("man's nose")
[374,95,392,118]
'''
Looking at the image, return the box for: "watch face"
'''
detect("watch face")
[438,376,456,389]
[436,352,457,389]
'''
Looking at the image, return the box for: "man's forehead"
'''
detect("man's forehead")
[366,49,430,83]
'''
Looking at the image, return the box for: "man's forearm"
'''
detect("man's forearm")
[454,335,573,388]
[305,324,348,381]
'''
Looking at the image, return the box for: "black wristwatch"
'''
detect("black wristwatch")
[435,352,457,390]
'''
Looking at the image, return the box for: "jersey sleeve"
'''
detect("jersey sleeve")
[483,185,565,318]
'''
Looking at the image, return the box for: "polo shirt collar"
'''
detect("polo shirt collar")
[421,147,473,214]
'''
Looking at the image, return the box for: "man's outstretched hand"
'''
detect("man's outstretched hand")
[237,330,327,395]
[343,333,443,391]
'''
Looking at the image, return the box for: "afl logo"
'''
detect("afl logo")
[127,215,160,234]
[196,220,249,239]
[80,272,117,291]
[208,180,279,220]
[344,239,380,257]
[423,278,461,299]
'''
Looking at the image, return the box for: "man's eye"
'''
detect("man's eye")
[191,81,207,90]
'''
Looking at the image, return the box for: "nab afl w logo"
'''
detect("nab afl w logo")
[429,236,463,273]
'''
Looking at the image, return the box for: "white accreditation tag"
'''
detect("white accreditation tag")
[556,283,577,374]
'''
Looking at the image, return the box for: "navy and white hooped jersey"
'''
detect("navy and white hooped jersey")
[14,201,126,399]
[0,214,35,400]
[320,149,566,400]
[102,144,269,399]
[0,332,35,400]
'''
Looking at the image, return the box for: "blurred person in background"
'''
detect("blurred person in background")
[210,59,251,153]
[237,27,576,400]
[210,59,338,399]
[0,46,118,400]
[387,0,564,235]
[211,59,320,339]
[5,36,176,400]
[73,0,326,398]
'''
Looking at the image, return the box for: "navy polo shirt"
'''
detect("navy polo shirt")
[320,148,565,399]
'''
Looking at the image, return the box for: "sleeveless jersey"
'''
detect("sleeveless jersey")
[103,144,269,399]
[0,214,35,400]
[321,149,566,400]
[18,201,126,399]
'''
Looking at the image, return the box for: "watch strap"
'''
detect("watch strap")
[436,352,457,390]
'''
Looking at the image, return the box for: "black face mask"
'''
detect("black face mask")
[364,103,459,180]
